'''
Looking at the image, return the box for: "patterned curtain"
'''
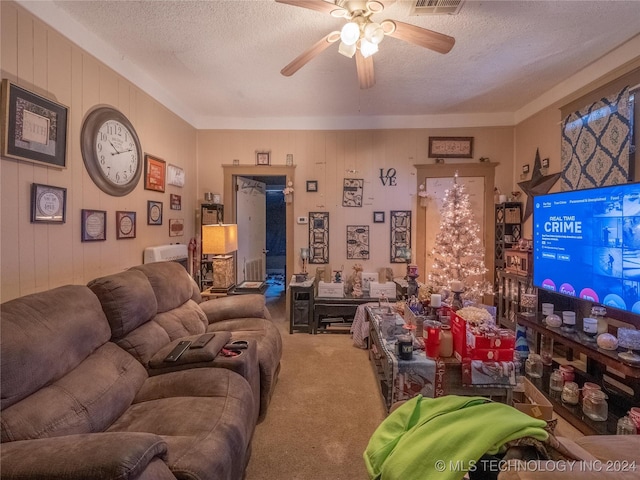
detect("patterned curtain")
[561,86,631,190]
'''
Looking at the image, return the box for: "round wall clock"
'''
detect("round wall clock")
[81,106,143,196]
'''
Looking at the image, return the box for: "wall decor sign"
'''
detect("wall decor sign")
[116,211,136,239]
[144,154,166,192]
[81,209,106,242]
[390,210,412,263]
[428,136,474,159]
[342,178,363,207]
[306,180,318,192]
[169,218,184,237]
[170,194,182,210]
[147,200,163,225]
[256,151,271,166]
[373,211,385,223]
[379,168,397,186]
[167,164,185,187]
[346,225,370,260]
[30,183,66,223]
[309,211,329,264]
[1,79,68,168]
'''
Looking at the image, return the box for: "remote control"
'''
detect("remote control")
[189,333,216,349]
[164,340,191,362]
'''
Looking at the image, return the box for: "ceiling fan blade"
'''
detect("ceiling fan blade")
[355,51,375,89]
[281,31,340,77]
[382,20,455,54]
[275,0,347,16]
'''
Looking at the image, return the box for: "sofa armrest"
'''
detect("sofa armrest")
[0,432,170,480]
[147,332,232,372]
[200,294,269,323]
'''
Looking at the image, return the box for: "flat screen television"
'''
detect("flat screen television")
[533,182,640,315]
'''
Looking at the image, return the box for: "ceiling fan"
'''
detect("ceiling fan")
[276,0,455,89]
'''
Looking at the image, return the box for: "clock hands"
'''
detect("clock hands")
[108,141,134,156]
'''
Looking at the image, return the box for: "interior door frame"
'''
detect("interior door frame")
[414,162,498,287]
[223,165,296,284]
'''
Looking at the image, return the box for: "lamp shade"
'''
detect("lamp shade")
[202,224,238,254]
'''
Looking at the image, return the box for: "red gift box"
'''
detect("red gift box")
[470,348,515,362]
[467,329,515,350]
[450,308,514,361]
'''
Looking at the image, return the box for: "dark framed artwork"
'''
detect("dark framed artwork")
[390,210,411,263]
[1,79,68,168]
[30,183,66,223]
[373,211,385,223]
[116,211,136,239]
[342,178,363,207]
[428,136,474,159]
[144,154,166,192]
[169,218,184,237]
[256,151,271,166]
[346,225,370,260]
[147,200,163,225]
[306,180,318,192]
[81,209,106,242]
[309,212,329,264]
[170,193,182,210]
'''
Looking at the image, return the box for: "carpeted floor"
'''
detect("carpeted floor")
[245,286,386,480]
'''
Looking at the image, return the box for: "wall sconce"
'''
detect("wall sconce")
[541,157,549,175]
[520,164,530,180]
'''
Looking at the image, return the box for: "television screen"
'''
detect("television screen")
[533,182,640,314]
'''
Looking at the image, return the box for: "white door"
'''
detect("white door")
[236,176,267,284]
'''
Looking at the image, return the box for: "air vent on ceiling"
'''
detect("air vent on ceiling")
[409,0,465,15]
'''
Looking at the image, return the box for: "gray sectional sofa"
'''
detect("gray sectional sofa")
[1,262,282,480]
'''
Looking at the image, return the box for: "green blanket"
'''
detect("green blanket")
[364,395,548,480]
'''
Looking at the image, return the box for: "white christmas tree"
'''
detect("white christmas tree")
[428,174,492,302]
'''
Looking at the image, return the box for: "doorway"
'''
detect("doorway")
[223,165,295,299]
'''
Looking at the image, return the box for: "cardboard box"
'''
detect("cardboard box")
[369,281,397,299]
[317,281,344,298]
[513,378,553,421]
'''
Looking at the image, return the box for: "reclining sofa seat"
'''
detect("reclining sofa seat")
[88,261,281,420]
[0,285,256,480]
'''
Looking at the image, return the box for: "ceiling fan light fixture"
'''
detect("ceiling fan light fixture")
[360,38,378,58]
[338,41,357,58]
[364,22,384,44]
[340,22,360,46]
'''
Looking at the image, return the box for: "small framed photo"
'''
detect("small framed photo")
[522,164,530,174]
[116,211,136,239]
[144,154,166,192]
[30,183,66,223]
[542,157,550,168]
[373,211,385,223]
[1,79,69,168]
[306,180,318,192]
[166,164,185,187]
[81,209,106,242]
[169,218,184,237]
[256,151,270,166]
[147,200,163,225]
[170,193,181,210]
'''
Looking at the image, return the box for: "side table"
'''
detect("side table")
[289,277,315,334]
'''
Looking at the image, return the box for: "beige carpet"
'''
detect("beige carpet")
[245,289,386,480]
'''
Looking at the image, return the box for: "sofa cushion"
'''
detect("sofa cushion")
[1,343,147,442]
[0,285,112,410]
[132,262,194,314]
[88,269,158,338]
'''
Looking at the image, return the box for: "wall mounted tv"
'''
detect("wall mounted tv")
[533,182,640,315]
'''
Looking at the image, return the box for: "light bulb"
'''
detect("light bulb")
[360,38,378,58]
[340,22,360,46]
[364,22,384,44]
[338,41,356,58]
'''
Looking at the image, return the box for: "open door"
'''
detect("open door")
[236,176,267,283]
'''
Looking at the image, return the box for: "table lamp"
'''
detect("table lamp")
[202,223,238,291]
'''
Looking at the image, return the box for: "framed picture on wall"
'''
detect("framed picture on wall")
[30,183,66,223]
[116,211,136,239]
[373,211,385,223]
[256,151,271,166]
[1,79,69,168]
[169,218,184,237]
[306,180,318,192]
[144,154,166,192]
[147,200,163,225]
[81,209,106,242]
[428,137,474,159]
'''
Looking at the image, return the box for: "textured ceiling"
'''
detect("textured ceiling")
[39,0,640,127]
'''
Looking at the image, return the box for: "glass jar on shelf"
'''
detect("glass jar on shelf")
[583,389,608,422]
[525,353,543,378]
[591,305,608,334]
[561,382,580,405]
[549,369,564,392]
